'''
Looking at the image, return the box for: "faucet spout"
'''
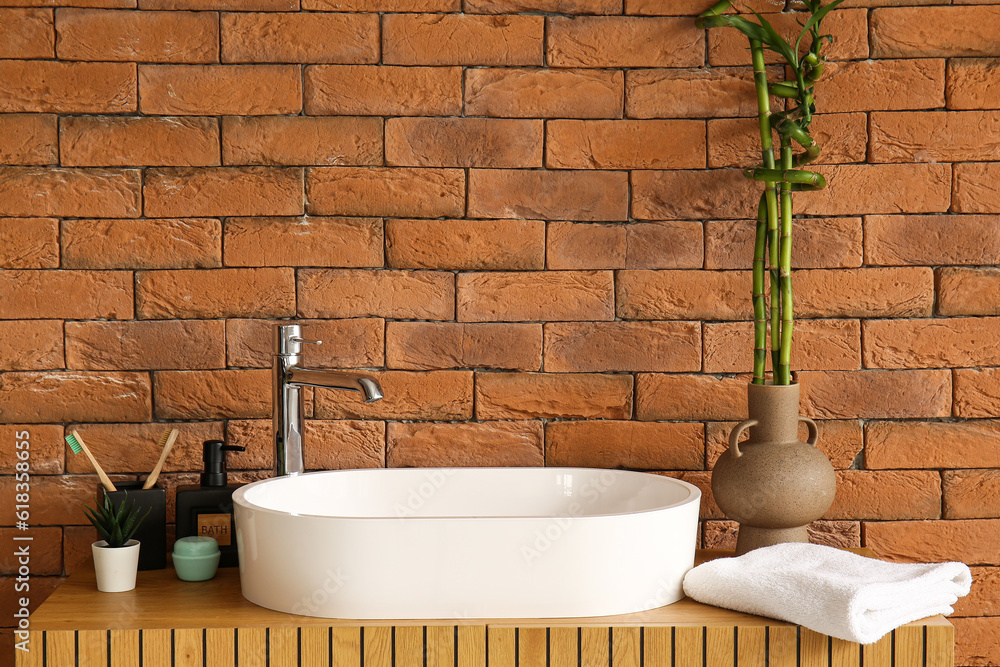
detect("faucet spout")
[273,324,383,477]
[286,368,384,402]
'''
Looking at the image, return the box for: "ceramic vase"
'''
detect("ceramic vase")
[92,539,140,592]
[711,382,836,555]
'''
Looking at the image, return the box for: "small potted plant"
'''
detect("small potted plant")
[696,0,842,554]
[85,493,149,592]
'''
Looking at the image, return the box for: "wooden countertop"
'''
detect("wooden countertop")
[30,549,953,633]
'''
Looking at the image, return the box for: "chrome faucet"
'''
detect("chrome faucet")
[273,324,383,477]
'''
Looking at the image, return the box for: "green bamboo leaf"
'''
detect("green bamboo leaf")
[800,0,846,37]
[719,15,773,46]
[750,10,798,67]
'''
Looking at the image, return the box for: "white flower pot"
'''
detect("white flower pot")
[92,540,140,592]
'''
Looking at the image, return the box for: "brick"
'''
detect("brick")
[0,527,61,575]
[467,0,620,12]
[872,7,1000,59]
[60,116,219,167]
[466,68,623,119]
[544,321,701,373]
[457,271,614,322]
[0,114,57,165]
[299,269,454,320]
[820,59,944,113]
[302,0,458,9]
[144,167,303,218]
[945,470,1000,520]
[468,169,628,221]
[137,268,294,319]
[548,16,702,68]
[0,167,140,217]
[616,270,746,321]
[707,113,867,168]
[720,520,852,550]
[626,67,775,119]
[705,217,863,270]
[386,322,542,371]
[0,9,54,58]
[222,12,378,64]
[0,270,133,319]
[627,0,821,16]
[0,60,135,113]
[61,218,221,270]
[632,169,757,220]
[56,9,217,63]
[307,167,464,218]
[223,116,382,167]
[66,320,225,371]
[387,422,543,467]
[938,268,1000,317]
[546,421,703,470]
[475,372,632,420]
[226,419,385,470]
[867,421,1000,470]
[0,218,58,268]
[636,373,749,421]
[154,369,270,419]
[224,217,382,268]
[226,318,384,369]
[865,318,1000,370]
[63,526,95,576]
[0,320,63,370]
[67,421,224,473]
[386,118,542,168]
[305,65,462,116]
[825,470,941,520]
[139,65,301,115]
[955,369,1000,419]
[0,475,121,526]
[387,218,544,270]
[954,163,1000,214]
[866,215,1000,266]
[794,267,933,318]
[546,120,705,170]
[954,618,1000,667]
[384,13,542,66]
[704,320,861,374]
[548,221,703,270]
[708,9,868,66]
[799,370,951,420]
[707,419,863,470]
[796,164,952,216]
[142,0,295,8]
[0,372,151,423]
[313,371,473,421]
[870,111,1000,163]
[948,58,1000,111]
[0,424,64,474]
[955,567,1000,616]
[0,577,62,625]
[864,519,1000,565]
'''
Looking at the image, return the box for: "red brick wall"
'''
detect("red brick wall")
[0,0,998,662]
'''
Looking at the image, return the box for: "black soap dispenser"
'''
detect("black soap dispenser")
[175,440,246,567]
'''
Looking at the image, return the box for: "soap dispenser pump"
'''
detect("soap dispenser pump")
[175,440,246,567]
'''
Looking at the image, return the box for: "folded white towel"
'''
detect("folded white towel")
[682,542,972,644]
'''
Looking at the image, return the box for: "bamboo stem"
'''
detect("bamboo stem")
[776,137,795,385]
[753,194,769,384]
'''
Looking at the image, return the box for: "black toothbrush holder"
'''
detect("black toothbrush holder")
[101,481,167,571]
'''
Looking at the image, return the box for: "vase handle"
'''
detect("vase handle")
[799,417,819,446]
[728,419,758,458]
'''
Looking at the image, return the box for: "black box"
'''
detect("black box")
[101,482,167,571]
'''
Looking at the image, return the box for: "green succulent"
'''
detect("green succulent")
[84,493,150,549]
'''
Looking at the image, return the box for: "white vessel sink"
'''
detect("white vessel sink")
[233,467,701,619]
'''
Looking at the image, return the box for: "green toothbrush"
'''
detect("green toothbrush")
[66,430,117,492]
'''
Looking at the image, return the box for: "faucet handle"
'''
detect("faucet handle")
[291,336,322,346]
